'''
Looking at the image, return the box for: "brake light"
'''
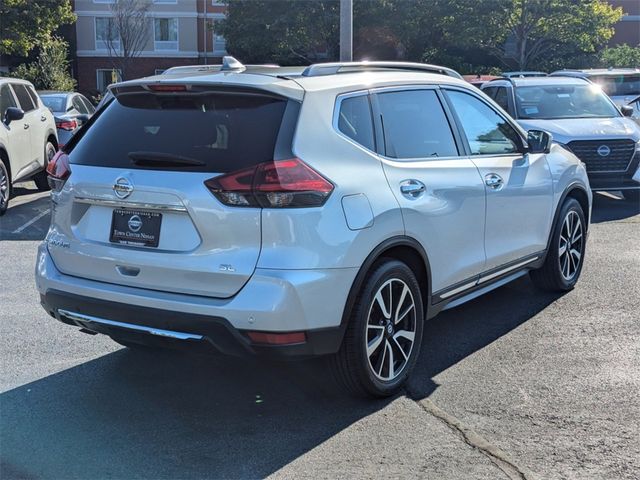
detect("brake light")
[46,151,71,191]
[55,119,78,131]
[205,158,333,208]
[148,84,188,92]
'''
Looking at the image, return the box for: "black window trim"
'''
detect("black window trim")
[441,86,528,158]
[369,84,467,162]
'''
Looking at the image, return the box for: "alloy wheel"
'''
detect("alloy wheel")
[558,210,583,281]
[366,278,417,381]
[0,165,8,209]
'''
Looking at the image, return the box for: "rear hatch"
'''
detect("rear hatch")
[49,84,298,298]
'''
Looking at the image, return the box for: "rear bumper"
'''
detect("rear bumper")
[35,243,357,357]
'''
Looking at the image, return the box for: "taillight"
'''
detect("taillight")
[46,151,71,191]
[55,119,78,131]
[205,158,334,208]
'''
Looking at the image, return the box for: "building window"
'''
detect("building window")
[154,18,178,51]
[211,20,227,55]
[95,17,119,51]
[154,0,177,3]
[97,69,122,93]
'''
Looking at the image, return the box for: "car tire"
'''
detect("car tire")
[530,197,586,292]
[621,189,640,204]
[0,158,10,216]
[33,141,56,191]
[331,258,424,397]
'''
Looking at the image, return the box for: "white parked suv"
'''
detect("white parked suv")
[36,59,592,397]
[0,78,58,215]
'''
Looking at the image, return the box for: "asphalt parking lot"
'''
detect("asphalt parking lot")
[1,183,638,480]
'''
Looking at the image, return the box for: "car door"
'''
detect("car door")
[443,88,553,271]
[1,84,31,179]
[371,87,487,296]
[10,83,39,166]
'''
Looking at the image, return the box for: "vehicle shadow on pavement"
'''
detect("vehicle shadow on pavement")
[0,277,562,479]
[590,192,640,223]
[0,189,51,241]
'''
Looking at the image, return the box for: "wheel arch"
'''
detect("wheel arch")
[46,131,58,151]
[340,236,433,331]
[0,146,10,177]
[546,183,590,252]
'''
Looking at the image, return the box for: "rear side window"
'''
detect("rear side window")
[377,89,458,159]
[494,87,510,112]
[72,96,89,114]
[0,84,17,118]
[337,95,375,151]
[11,84,36,112]
[69,91,290,173]
[81,96,96,113]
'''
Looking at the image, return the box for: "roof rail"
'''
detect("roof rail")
[301,61,463,80]
[484,76,516,85]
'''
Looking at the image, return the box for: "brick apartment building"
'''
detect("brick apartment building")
[72,0,228,95]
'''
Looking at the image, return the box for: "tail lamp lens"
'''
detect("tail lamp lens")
[56,119,78,131]
[205,158,333,208]
[46,151,71,191]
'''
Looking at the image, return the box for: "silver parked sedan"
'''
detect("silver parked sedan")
[39,91,96,149]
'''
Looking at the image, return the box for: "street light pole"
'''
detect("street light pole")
[340,0,353,62]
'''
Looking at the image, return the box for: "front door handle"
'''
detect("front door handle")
[23,123,29,130]
[484,173,504,190]
[400,179,426,198]
[40,115,47,122]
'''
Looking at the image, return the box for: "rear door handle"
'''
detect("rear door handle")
[484,173,504,190]
[40,115,47,122]
[23,123,29,130]
[400,179,426,198]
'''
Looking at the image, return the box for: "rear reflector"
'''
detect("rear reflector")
[247,331,307,345]
[46,151,71,191]
[205,158,333,208]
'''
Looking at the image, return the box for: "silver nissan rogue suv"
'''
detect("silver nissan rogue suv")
[36,59,592,397]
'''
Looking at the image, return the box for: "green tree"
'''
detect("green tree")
[599,44,640,68]
[219,1,339,65]
[0,0,75,57]
[446,0,623,70]
[11,37,76,91]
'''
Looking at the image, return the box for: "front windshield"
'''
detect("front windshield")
[515,84,620,119]
[590,74,640,97]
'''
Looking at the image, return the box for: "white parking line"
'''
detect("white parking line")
[12,209,51,234]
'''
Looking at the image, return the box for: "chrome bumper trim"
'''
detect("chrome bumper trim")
[74,197,188,212]
[57,309,203,340]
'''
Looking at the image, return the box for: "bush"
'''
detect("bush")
[598,44,640,68]
[11,37,76,91]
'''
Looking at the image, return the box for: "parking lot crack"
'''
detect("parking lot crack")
[407,392,537,480]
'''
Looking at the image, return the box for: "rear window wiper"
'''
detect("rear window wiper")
[128,151,205,167]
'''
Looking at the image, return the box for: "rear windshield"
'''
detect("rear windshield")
[41,96,66,112]
[69,91,289,173]
[590,74,640,97]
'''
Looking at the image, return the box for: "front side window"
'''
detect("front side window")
[447,90,522,155]
[154,18,178,50]
[96,17,119,50]
[515,84,620,120]
[0,84,17,118]
[11,84,36,112]
[337,95,375,151]
[377,89,458,159]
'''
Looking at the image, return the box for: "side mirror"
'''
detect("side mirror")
[621,105,634,117]
[4,107,24,126]
[527,129,553,154]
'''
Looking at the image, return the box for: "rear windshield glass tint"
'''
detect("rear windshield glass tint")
[41,96,66,112]
[69,91,288,173]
